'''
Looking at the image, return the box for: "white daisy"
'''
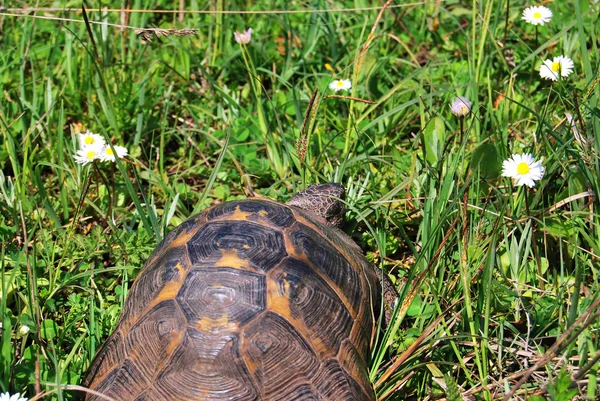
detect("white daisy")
[99,145,128,162]
[502,153,545,188]
[329,79,352,92]
[522,6,552,25]
[0,392,28,401]
[234,28,252,45]
[74,144,103,165]
[78,130,105,148]
[539,56,575,81]
[450,96,472,117]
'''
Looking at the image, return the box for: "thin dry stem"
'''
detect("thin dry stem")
[29,385,118,401]
[135,28,197,41]
[354,0,393,81]
[324,94,377,104]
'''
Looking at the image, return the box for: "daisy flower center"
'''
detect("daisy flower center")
[336,81,344,87]
[106,148,114,155]
[86,150,96,160]
[551,62,560,72]
[516,162,530,175]
[533,12,542,19]
[84,137,95,145]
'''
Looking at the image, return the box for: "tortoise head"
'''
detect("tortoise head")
[286,183,346,228]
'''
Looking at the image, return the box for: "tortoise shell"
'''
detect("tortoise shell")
[84,198,379,401]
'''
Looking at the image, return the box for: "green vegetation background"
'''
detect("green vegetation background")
[1,0,599,400]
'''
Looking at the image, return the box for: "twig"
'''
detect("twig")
[572,349,600,381]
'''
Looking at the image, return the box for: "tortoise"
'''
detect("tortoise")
[83,183,383,401]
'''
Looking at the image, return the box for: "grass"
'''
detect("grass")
[1,0,599,400]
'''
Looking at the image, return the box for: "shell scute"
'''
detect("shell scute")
[207,199,296,228]
[312,359,374,401]
[132,388,167,401]
[283,385,324,401]
[272,258,353,357]
[83,330,125,389]
[119,246,188,327]
[154,330,259,400]
[242,311,319,400]
[150,213,206,262]
[175,267,266,330]
[123,300,186,379]
[91,359,149,401]
[289,224,363,316]
[187,221,287,272]
[337,339,373,399]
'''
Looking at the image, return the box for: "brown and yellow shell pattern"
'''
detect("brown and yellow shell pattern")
[84,198,379,401]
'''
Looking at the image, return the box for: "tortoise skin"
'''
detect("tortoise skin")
[84,198,379,401]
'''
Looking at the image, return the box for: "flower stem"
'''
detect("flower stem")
[93,162,113,221]
[239,44,268,136]
[72,167,92,231]
[239,43,285,178]
[529,26,539,85]
[503,0,509,46]
[524,189,544,290]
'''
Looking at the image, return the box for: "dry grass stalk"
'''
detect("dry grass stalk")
[135,28,197,42]
[354,0,393,81]
[324,94,377,104]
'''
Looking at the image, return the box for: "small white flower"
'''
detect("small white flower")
[450,96,472,117]
[18,325,30,335]
[99,145,128,162]
[522,5,552,25]
[329,79,352,92]
[78,131,105,148]
[234,28,252,45]
[74,145,103,165]
[539,56,575,81]
[502,153,545,188]
[0,392,28,401]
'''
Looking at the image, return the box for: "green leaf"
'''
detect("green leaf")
[547,367,578,401]
[40,319,59,340]
[445,374,462,401]
[423,116,445,165]
[406,295,422,317]
[471,143,501,178]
